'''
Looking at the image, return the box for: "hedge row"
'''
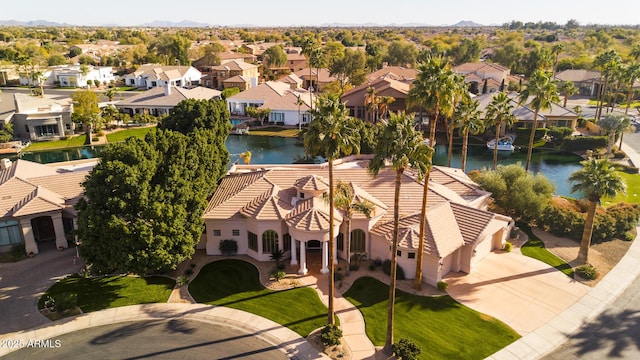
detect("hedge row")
[560,136,608,151]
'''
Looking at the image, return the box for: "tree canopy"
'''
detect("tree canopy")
[159,98,230,135]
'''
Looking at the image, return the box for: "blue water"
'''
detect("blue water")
[230,118,244,127]
[15,137,583,196]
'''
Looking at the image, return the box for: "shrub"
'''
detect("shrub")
[437,281,448,292]
[560,135,608,151]
[546,126,573,147]
[334,271,344,281]
[392,338,422,360]
[270,269,286,282]
[93,79,101,87]
[613,150,626,159]
[320,324,342,346]
[576,264,597,280]
[503,241,513,252]
[176,275,188,287]
[622,231,635,241]
[219,239,238,255]
[54,293,78,312]
[514,127,548,146]
[368,262,376,271]
[611,162,639,174]
[382,259,406,280]
[373,258,383,267]
[91,137,99,142]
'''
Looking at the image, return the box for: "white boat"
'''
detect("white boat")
[487,136,515,151]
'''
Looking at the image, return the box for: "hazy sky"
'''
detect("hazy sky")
[2,0,639,27]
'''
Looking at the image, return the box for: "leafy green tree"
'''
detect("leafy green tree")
[305,93,361,326]
[76,129,226,274]
[71,89,101,144]
[48,54,67,66]
[160,99,230,135]
[455,94,483,172]
[329,48,367,91]
[486,92,517,170]
[384,40,418,67]
[518,70,559,171]
[558,80,578,108]
[221,87,240,100]
[104,87,118,102]
[0,122,13,143]
[368,112,431,352]
[263,44,287,69]
[569,159,625,264]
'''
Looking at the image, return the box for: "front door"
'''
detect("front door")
[306,240,321,250]
[31,216,56,242]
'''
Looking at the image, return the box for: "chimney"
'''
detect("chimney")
[1,158,11,170]
[164,83,171,96]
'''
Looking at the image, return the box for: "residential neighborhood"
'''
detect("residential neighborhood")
[1,9,640,360]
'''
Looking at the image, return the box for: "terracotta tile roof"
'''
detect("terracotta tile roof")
[348,182,388,219]
[116,86,220,108]
[0,178,37,217]
[227,81,314,111]
[0,159,59,185]
[294,68,338,83]
[449,202,504,246]
[285,196,342,232]
[555,69,601,83]
[240,184,289,220]
[223,75,250,84]
[294,174,329,191]
[12,186,64,217]
[366,66,418,83]
[28,171,89,205]
[205,171,266,211]
[212,60,258,72]
[342,77,411,106]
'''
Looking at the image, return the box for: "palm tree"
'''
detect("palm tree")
[486,92,517,170]
[558,80,578,108]
[295,95,306,130]
[368,111,431,353]
[304,93,360,326]
[239,151,252,164]
[551,43,565,78]
[446,74,468,167]
[104,87,119,102]
[518,70,560,171]
[593,50,622,121]
[333,181,375,276]
[364,86,379,122]
[378,96,396,120]
[569,159,625,264]
[455,94,483,172]
[622,63,640,115]
[301,37,317,110]
[407,54,457,292]
[598,114,631,155]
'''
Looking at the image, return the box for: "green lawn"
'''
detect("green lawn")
[519,224,575,278]
[343,277,520,360]
[106,127,154,143]
[24,135,87,151]
[38,275,175,313]
[189,259,331,337]
[602,171,640,205]
[249,127,301,138]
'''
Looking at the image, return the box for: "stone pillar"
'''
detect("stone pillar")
[320,241,329,274]
[19,218,38,255]
[51,213,67,249]
[290,238,298,266]
[57,116,65,136]
[298,242,307,275]
[333,237,338,265]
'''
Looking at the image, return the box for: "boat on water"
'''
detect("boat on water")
[487,136,515,151]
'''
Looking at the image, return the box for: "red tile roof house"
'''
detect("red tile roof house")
[454,62,521,95]
[0,159,88,255]
[226,81,314,126]
[115,85,221,117]
[341,75,412,122]
[201,158,513,286]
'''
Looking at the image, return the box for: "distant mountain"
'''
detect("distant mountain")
[139,20,212,28]
[451,20,485,27]
[0,19,71,27]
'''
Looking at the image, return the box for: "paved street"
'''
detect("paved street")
[0,246,83,334]
[2,319,288,360]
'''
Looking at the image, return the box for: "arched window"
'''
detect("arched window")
[283,233,291,252]
[337,232,344,251]
[262,230,279,254]
[350,229,366,253]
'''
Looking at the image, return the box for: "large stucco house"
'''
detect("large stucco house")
[115,85,221,117]
[1,93,74,141]
[201,158,513,286]
[19,65,115,88]
[123,65,202,89]
[0,158,88,254]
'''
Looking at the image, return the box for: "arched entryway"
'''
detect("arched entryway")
[31,216,56,243]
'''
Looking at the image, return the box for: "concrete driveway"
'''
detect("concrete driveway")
[445,251,590,335]
[0,247,83,334]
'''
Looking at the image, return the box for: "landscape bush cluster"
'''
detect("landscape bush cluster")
[382,259,406,280]
[539,202,640,242]
[560,136,608,151]
[320,324,343,346]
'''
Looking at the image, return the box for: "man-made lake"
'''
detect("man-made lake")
[16,135,583,196]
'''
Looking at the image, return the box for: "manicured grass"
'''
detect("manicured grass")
[249,127,301,138]
[602,171,640,206]
[23,135,87,151]
[106,127,154,143]
[343,277,520,360]
[38,275,175,313]
[519,224,575,278]
[189,259,331,337]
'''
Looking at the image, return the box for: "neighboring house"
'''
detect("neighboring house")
[341,75,410,121]
[202,60,259,90]
[365,66,418,83]
[226,81,313,126]
[123,65,202,89]
[9,93,74,141]
[279,73,304,89]
[284,53,307,73]
[294,68,337,92]
[19,65,115,88]
[69,40,135,58]
[0,64,20,86]
[555,69,602,97]
[241,42,280,57]
[0,158,88,254]
[115,85,221,117]
[454,62,520,94]
[202,158,512,286]
[476,92,578,134]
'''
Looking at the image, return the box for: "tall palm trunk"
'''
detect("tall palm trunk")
[578,199,598,264]
[328,159,335,325]
[385,169,403,352]
[493,123,501,170]
[447,118,454,167]
[413,112,438,290]
[625,87,633,115]
[344,215,352,276]
[595,74,605,120]
[525,112,539,171]
[461,128,469,172]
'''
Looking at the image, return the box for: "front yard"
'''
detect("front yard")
[23,135,87,151]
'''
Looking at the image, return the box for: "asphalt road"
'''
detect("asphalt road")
[2,319,289,360]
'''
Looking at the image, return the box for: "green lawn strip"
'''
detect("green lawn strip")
[249,127,301,138]
[24,135,87,151]
[106,127,154,143]
[602,171,640,205]
[189,259,331,337]
[519,224,575,278]
[38,275,175,313]
[343,277,519,360]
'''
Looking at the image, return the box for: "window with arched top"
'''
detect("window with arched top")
[350,229,366,253]
[262,230,279,254]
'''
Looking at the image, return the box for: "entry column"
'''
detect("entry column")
[320,241,329,274]
[290,238,298,266]
[298,241,307,275]
[51,213,68,249]
[19,218,38,255]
